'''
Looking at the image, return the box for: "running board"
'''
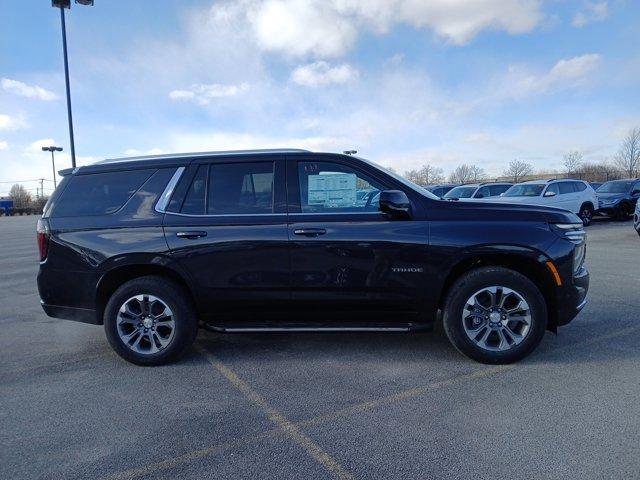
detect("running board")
[203,324,412,333]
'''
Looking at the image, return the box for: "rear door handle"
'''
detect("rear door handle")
[293,228,326,237]
[176,231,207,239]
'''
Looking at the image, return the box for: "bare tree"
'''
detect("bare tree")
[580,161,623,182]
[9,184,31,208]
[563,151,583,175]
[404,164,445,185]
[615,127,640,178]
[503,160,533,183]
[449,164,485,184]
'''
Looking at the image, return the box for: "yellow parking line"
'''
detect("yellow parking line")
[101,324,640,480]
[197,346,355,480]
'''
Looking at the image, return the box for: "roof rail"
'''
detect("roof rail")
[99,148,311,164]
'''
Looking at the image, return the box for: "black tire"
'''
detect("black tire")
[104,276,198,366]
[578,203,594,226]
[442,267,548,364]
[615,204,631,221]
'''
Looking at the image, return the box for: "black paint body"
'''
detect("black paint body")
[38,152,588,331]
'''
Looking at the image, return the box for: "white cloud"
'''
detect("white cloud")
[169,83,249,105]
[123,148,165,156]
[572,2,608,27]
[0,113,27,131]
[500,53,603,98]
[0,141,8,151]
[1,78,58,101]
[248,0,543,58]
[291,61,358,86]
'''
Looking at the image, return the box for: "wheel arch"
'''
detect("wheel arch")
[95,262,197,325]
[438,251,560,331]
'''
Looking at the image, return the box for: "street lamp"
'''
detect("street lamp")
[42,146,63,188]
[51,0,94,169]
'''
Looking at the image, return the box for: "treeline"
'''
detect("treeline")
[0,184,48,216]
[402,127,640,185]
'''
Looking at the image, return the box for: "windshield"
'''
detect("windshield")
[354,156,439,200]
[503,184,545,197]
[444,186,476,199]
[597,181,633,193]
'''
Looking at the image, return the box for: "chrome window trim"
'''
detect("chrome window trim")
[165,211,285,218]
[289,211,382,216]
[155,167,185,213]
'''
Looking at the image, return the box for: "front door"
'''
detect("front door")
[286,156,430,318]
[163,157,290,318]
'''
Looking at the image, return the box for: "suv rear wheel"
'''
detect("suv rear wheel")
[578,203,593,226]
[443,267,547,364]
[104,276,198,366]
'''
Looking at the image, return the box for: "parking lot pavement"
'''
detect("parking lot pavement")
[1,215,639,480]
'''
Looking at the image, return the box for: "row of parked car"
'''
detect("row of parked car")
[423,178,640,227]
[0,207,40,216]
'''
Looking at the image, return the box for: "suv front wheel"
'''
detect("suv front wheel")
[443,267,548,364]
[104,276,198,366]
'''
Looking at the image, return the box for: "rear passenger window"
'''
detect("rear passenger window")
[53,169,155,217]
[558,182,575,194]
[573,182,587,192]
[181,165,207,215]
[208,162,273,215]
[490,184,510,196]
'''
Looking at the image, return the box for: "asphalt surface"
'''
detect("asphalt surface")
[1,215,639,480]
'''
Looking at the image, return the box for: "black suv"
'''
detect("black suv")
[595,178,640,220]
[37,149,589,365]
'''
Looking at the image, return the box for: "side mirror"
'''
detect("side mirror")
[544,190,556,197]
[379,190,411,218]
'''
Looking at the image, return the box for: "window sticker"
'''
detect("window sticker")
[308,172,357,208]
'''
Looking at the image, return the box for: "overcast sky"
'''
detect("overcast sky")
[1,0,639,195]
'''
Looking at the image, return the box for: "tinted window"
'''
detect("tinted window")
[181,165,207,215]
[504,184,545,197]
[474,186,491,198]
[490,184,511,196]
[597,180,634,193]
[298,161,388,213]
[558,182,575,194]
[208,162,273,215]
[444,186,477,199]
[546,183,560,195]
[53,169,155,217]
[573,182,587,192]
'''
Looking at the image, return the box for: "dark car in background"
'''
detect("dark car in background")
[596,179,640,220]
[37,149,589,366]
[589,182,603,191]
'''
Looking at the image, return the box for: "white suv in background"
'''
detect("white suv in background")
[443,182,513,200]
[494,179,598,226]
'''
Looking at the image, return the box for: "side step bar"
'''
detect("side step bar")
[202,324,429,333]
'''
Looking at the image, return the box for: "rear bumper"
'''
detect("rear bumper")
[40,301,99,324]
[555,266,589,327]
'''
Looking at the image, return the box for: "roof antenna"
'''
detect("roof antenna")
[343,150,357,155]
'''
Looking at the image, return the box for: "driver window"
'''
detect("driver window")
[297,161,388,213]
[545,183,560,196]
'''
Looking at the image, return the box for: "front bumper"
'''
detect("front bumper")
[555,266,589,327]
[596,204,621,216]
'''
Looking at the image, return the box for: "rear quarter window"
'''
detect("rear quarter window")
[51,169,156,217]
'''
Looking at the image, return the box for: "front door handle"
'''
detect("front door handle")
[176,231,208,239]
[293,228,326,237]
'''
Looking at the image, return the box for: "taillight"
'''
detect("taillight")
[36,218,50,262]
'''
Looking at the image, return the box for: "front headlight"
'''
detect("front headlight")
[573,243,586,274]
[550,223,586,274]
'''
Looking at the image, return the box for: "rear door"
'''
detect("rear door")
[557,181,580,212]
[163,156,290,317]
[286,155,430,318]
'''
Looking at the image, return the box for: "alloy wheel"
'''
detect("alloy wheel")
[116,294,175,355]
[462,286,532,352]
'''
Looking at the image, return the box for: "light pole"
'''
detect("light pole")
[51,0,94,169]
[42,146,63,188]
